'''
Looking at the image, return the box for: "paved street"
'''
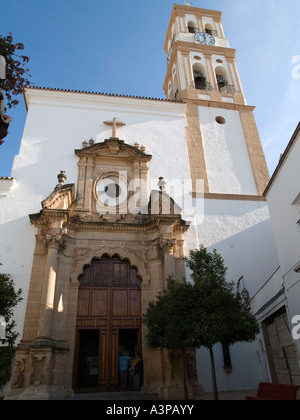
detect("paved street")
[61,390,255,401]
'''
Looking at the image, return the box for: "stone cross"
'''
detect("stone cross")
[103,117,126,138]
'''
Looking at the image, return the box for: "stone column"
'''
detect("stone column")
[36,235,62,341]
[139,162,149,213]
[161,239,176,284]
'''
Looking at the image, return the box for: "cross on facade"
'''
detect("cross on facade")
[103,117,126,138]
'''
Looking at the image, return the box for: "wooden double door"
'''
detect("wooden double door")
[74,256,142,390]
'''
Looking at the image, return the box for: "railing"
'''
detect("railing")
[205,29,218,37]
[218,84,235,94]
[195,82,212,91]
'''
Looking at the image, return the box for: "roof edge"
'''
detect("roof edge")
[24,86,183,110]
[264,122,300,196]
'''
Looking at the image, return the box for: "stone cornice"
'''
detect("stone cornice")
[68,213,188,233]
[23,87,186,118]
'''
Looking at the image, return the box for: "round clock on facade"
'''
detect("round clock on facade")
[194,32,215,46]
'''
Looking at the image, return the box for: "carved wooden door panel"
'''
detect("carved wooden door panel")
[76,256,142,389]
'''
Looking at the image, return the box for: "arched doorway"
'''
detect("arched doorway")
[73,255,142,391]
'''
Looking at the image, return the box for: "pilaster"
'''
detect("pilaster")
[36,235,63,342]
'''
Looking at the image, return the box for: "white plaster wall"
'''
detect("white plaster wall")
[266,131,300,356]
[266,134,300,277]
[184,197,280,391]
[196,340,270,393]
[185,199,279,304]
[198,106,258,195]
[251,267,283,319]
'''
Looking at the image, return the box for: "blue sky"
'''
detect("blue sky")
[1,0,300,177]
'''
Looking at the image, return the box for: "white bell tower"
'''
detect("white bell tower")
[163,4,245,105]
[163,4,269,197]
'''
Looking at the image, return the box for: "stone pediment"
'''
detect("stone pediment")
[75,138,152,161]
[41,183,75,210]
[29,172,76,229]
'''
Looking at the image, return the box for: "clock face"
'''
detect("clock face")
[194,32,215,46]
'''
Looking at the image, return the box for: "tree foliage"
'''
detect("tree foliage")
[0,33,31,109]
[185,246,260,349]
[0,261,22,390]
[143,277,197,349]
[0,273,23,347]
[143,246,260,400]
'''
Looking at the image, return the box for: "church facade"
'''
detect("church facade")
[0,4,280,399]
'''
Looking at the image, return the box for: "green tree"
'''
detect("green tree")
[0,33,31,109]
[0,261,22,390]
[143,277,197,400]
[185,246,260,400]
[143,246,260,400]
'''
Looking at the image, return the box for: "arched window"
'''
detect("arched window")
[215,66,234,93]
[187,21,198,34]
[205,23,217,37]
[193,63,210,91]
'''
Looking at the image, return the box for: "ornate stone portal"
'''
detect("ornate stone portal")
[8,136,200,400]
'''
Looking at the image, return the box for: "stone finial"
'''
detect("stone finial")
[158,177,167,192]
[134,141,140,149]
[89,138,94,146]
[57,171,67,187]
[82,140,88,148]
[140,145,146,153]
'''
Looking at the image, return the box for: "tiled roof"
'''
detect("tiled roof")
[25,86,182,104]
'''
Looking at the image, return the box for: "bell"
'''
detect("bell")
[217,76,227,88]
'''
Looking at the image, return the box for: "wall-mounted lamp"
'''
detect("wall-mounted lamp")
[237,276,250,302]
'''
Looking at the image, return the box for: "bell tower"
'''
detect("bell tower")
[163,4,245,105]
[163,4,269,197]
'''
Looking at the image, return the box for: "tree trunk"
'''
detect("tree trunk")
[209,345,219,400]
[182,347,188,400]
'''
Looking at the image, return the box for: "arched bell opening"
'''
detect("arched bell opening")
[193,63,210,91]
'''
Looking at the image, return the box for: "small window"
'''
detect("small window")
[216,116,226,125]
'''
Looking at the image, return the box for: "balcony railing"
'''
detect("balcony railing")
[205,29,218,37]
[218,84,235,94]
[195,82,212,91]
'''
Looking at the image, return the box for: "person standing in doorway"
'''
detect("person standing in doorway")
[119,350,131,387]
[131,352,143,391]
